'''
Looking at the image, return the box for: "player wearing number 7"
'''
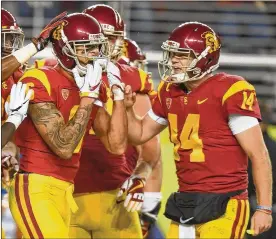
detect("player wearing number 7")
[8,13,128,239]
[125,22,272,239]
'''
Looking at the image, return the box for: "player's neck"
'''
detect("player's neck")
[185,74,213,91]
[57,64,75,82]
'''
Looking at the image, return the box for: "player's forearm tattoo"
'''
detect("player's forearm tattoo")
[29,102,92,159]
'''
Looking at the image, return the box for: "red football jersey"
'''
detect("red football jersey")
[1,69,24,123]
[74,63,154,193]
[152,73,261,194]
[117,57,128,65]
[15,65,104,183]
[117,58,157,103]
[33,58,58,68]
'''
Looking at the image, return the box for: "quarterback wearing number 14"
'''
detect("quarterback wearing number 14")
[125,22,272,238]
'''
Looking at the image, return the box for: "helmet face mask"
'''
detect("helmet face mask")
[106,35,124,59]
[1,8,24,56]
[158,22,221,84]
[158,43,200,83]
[62,35,109,75]
[2,31,24,53]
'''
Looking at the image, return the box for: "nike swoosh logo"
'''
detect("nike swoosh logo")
[129,180,144,193]
[180,216,194,224]
[197,98,208,104]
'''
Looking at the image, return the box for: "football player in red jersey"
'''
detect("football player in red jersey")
[124,22,272,238]
[1,8,67,157]
[68,4,161,239]
[8,13,128,239]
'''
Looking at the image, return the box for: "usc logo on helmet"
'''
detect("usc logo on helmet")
[52,21,67,40]
[201,31,220,53]
[2,82,8,90]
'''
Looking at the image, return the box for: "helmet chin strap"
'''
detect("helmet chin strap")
[171,72,190,83]
[171,70,207,83]
[75,59,87,76]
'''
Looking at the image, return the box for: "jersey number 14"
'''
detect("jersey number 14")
[168,113,205,162]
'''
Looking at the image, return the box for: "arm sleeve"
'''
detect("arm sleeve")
[149,94,168,125]
[228,114,259,135]
[138,70,155,95]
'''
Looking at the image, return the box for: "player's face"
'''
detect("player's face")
[75,44,100,66]
[170,52,195,75]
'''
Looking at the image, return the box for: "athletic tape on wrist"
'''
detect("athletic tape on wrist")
[6,114,23,129]
[112,88,124,101]
[12,43,37,64]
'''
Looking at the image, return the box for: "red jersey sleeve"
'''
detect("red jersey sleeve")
[222,79,261,121]
[137,69,155,95]
[118,64,155,96]
[98,82,108,104]
[18,69,53,104]
[13,68,24,83]
[33,58,58,68]
[151,81,167,120]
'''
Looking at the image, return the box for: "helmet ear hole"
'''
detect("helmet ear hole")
[62,47,68,55]
[206,58,212,66]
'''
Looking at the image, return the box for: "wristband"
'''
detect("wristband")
[6,114,23,129]
[256,205,272,211]
[94,100,103,107]
[80,92,99,99]
[12,43,37,64]
[112,88,124,101]
[142,192,162,212]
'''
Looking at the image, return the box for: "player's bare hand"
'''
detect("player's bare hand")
[2,156,19,171]
[124,85,136,109]
[2,142,19,171]
[32,11,67,51]
[2,141,19,159]
[250,210,272,236]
